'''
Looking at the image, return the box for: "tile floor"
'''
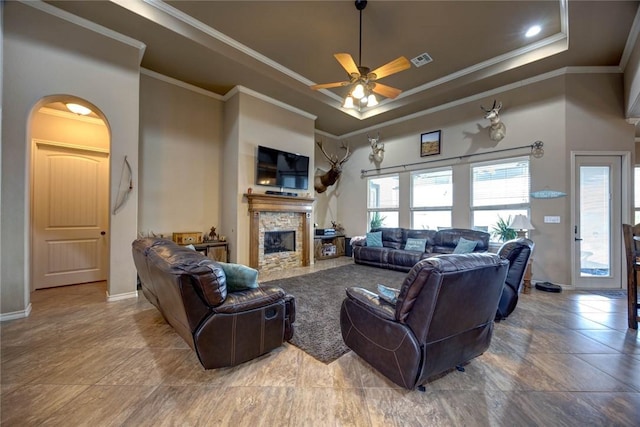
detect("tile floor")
[2,258,640,426]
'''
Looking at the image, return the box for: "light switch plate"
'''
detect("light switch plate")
[544,216,561,223]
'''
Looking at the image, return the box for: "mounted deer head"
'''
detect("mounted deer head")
[368,133,384,163]
[481,100,506,142]
[314,139,351,193]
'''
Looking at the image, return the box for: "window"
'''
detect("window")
[411,168,452,229]
[368,175,399,229]
[635,166,640,224]
[471,158,530,241]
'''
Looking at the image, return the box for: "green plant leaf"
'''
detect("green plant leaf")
[491,215,517,242]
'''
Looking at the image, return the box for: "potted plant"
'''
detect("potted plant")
[370,212,386,230]
[491,215,517,242]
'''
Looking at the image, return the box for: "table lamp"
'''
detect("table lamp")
[509,214,534,238]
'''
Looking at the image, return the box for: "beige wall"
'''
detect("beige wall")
[1,2,141,316]
[331,73,634,287]
[138,74,224,239]
[224,89,316,265]
[312,133,341,229]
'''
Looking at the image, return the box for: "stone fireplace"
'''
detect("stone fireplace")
[246,193,314,271]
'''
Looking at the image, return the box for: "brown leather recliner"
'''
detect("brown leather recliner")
[340,253,508,390]
[132,238,295,369]
[495,238,534,320]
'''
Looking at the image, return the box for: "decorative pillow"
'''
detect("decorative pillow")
[404,238,427,252]
[377,284,400,305]
[453,237,478,254]
[217,262,259,291]
[366,231,383,247]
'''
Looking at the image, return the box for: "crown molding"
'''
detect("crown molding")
[338,66,619,140]
[139,0,571,123]
[141,68,224,100]
[143,0,316,87]
[21,0,147,63]
[620,4,640,71]
[225,86,317,121]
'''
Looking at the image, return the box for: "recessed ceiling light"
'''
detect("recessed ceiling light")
[525,25,541,38]
[65,103,92,115]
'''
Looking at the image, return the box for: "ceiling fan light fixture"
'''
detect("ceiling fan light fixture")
[343,95,355,109]
[312,0,408,110]
[352,83,365,99]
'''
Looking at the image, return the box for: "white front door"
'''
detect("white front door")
[32,140,109,289]
[572,155,622,289]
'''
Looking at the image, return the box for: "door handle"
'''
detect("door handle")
[100,231,106,236]
[574,237,583,241]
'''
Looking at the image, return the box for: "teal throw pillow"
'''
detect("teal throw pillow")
[218,262,259,291]
[404,238,427,252]
[453,237,477,254]
[377,284,400,305]
[366,231,383,247]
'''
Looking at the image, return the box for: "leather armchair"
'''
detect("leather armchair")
[495,238,534,321]
[132,238,295,369]
[340,253,509,390]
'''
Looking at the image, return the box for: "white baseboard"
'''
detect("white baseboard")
[106,290,138,302]
[0,303,32,321]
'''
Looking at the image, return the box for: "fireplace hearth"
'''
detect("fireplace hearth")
[264,231,295,254]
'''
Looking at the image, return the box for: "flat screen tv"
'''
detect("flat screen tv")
[256,145,309,190]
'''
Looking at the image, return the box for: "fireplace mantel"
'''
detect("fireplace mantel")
[245,193,315,269]
[246,193,315,214]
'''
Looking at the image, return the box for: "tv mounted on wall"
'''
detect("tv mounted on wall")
[256,145,309,190]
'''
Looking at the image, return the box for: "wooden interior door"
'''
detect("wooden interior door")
[32,140,109,289]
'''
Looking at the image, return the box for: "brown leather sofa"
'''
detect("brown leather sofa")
[132,237,295,369]
[340,253,509,390]
[495,238,534,320]
[352,227,490,272]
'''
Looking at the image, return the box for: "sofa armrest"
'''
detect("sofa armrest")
[345,287,396,321]
[214,285,285,314]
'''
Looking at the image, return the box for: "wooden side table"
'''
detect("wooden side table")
[314,234,345,260]
[193,241,229,263]
[522,259,533,294]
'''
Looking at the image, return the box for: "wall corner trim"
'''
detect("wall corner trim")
[106,290,138,302]
[0,304,32,322]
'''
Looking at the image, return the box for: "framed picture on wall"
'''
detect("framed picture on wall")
[420,130,441,157]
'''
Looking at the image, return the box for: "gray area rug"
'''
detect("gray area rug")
[263,263,407,364]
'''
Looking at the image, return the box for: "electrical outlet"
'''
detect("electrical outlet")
[544,216,561,223]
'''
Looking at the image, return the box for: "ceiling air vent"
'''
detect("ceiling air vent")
[411,52,433,67]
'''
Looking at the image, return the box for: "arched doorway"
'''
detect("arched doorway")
[30,96,110,290]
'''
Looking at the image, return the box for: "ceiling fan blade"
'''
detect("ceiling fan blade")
[369,56,411,80]
[310,81,349,90]
[372,82,402,99]
[334,53,360,76]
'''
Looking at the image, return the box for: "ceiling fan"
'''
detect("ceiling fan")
[310,0,411,108]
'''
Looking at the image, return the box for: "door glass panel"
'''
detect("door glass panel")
[579,166,610,277]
